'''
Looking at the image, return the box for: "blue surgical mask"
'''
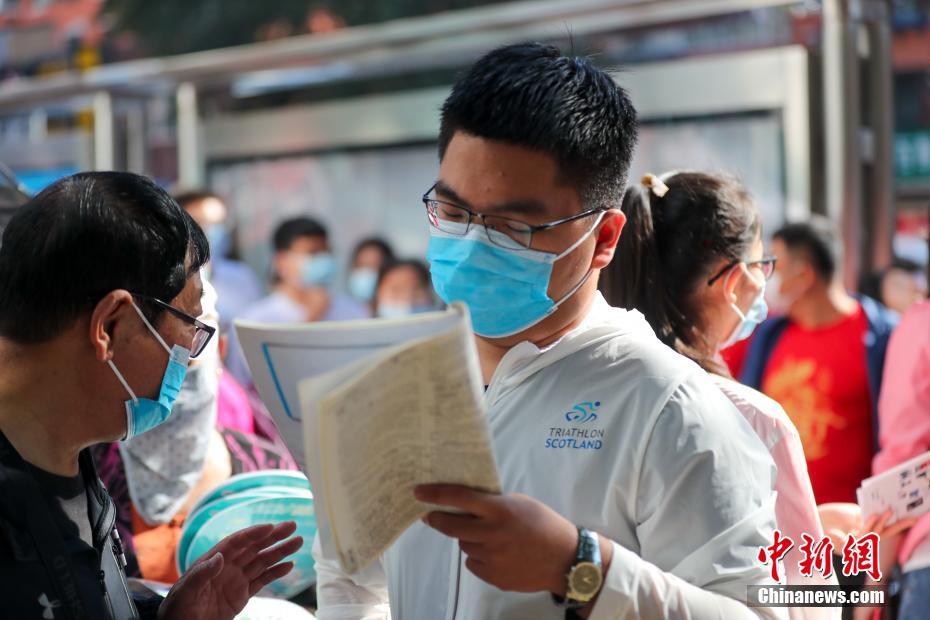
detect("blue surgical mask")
[205,224,231,259]
[427,216,602,338]
[108,302,191,440]
[300,252,335,287]
[348,268,378,301]
[720,268,768,349]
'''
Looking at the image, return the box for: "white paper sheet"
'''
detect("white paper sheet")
[235,304,499,569]
[316,319,500,573]
[234,308,464,470]
[857,449,930,524]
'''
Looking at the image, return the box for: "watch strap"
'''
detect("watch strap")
[576,527,600,565]
[552,527,602,610]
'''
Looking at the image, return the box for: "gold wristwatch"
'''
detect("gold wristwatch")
[556,527,603,609]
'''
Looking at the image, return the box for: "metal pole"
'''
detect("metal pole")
[176,82,204,187]
[28,108,47,143]
[126,105,147,174]
[864,0,895,271]
[92,91,115,171]
[822,0,863,290]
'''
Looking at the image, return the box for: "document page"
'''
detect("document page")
[858,449,930,523]
[235,307,464,470]
[315,317,499,574]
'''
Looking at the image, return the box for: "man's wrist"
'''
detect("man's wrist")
[549,520,581,595]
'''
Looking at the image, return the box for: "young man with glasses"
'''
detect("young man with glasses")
[313,43,784,619]
[0,172,302,619]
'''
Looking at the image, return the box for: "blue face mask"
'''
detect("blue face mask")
[348,268,378,301]
[720,267,768,349]
[427,216,602,338]
[300,252,336,287]
[205,224,231,259]
[108,302,191,440]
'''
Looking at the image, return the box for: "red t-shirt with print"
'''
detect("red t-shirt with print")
[760,304,873,504]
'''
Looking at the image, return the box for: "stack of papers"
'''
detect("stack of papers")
[235,303,500,575]
[857,449,930,523]
[177,470,317,598]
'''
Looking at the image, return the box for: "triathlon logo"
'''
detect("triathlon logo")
[564,401,601,423]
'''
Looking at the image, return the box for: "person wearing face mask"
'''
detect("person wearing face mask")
[373,259,438,319]
[347,237,395,306]
[314,43,782,620]
[724,219,897,509]
[722,219,898,606]
[175,191,264,334]
[226,216,368,388]
[88,279,299,585]
[603,172,839,617]
[0,172,303,619]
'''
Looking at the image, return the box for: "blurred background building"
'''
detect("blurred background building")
[0,0,927,287]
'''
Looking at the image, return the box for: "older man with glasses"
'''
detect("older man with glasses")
[0,172,302,619]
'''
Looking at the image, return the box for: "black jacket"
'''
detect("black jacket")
[0,432,160,619]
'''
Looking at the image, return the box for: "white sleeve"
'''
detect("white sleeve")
[312,534,392,620]
[589,374,787,620]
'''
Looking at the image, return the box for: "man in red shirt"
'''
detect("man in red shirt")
[725,218,897,506]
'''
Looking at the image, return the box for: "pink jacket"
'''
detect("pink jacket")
[714,375,839,620]
[873,300,930,564]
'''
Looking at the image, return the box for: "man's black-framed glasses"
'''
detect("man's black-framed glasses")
[422,184,607,251]
[706,256,778,287]
[134,294,216,358]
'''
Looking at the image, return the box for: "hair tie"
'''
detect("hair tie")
[641,173,669,198]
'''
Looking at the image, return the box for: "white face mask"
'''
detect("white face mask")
[765,271,800,315]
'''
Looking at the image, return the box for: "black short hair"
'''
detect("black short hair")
[174,190,223,212]
[773,217,840,282]
[272,216,328,252]
[377,259,432,292]
[438,42,638,210]
[888,256,924,274]
[352,237,395,264]
[0,172,209,344]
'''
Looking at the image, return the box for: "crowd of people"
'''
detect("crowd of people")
[0,40,928,620]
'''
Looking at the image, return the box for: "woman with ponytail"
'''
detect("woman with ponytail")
[603,172,840,615]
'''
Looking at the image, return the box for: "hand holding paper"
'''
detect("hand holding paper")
[235,304,501,575]
[857,449,930,524]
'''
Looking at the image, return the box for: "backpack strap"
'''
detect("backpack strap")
[79,449,140,620]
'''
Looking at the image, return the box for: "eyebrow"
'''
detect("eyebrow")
[433,180,549,218]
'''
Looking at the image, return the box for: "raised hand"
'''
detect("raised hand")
[158,521,304,620]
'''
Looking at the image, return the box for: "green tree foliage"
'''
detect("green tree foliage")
[103,0,517,57]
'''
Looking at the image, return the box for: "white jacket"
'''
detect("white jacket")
[313,293,785,619]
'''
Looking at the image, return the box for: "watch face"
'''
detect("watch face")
[569,562,603,600]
